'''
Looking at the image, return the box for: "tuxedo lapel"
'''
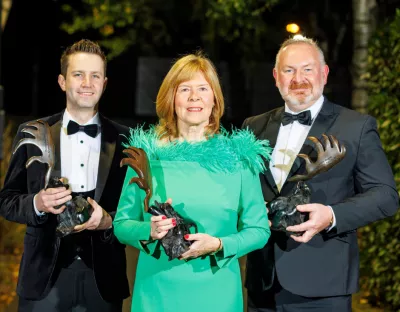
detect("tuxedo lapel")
[258,108,283,147]
[49,120,62,180]
[307,101,337,140]
[95,116,116,202]
[283,99,339,189]
[259,108,284,196]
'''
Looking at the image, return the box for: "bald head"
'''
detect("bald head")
[275,36,326,69]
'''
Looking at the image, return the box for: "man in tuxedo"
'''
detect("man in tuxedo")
[0,39,130,311]
[243,36,398,311]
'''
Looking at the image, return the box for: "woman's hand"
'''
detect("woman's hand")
[179,233,222,260]
[147,198,176,241]
[150,215,176,240]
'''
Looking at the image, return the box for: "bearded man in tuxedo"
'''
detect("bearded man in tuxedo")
[243,36,398,312]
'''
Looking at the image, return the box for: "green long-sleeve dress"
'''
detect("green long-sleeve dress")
[114,127,271,312]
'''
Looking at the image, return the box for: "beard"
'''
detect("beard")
[285,93,314,107]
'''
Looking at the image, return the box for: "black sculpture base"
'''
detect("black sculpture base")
[47,177,93,237]
[267,181,310,236]
[148,201,196,261]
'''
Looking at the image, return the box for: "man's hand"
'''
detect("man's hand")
[34,187,72,214]
[179,234,221,260]
[286,203,333,243]
[73,197,112,232]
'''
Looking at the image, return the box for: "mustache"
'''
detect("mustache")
[289,82,311,90]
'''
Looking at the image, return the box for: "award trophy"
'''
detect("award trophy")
[121,147,196,260]
[267,134,346,236]
[13,120,93,237]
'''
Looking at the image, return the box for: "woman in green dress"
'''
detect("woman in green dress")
[114,52,271,312]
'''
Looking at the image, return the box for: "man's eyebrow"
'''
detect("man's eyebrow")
[70,70,103,74]
[282,63,315,68]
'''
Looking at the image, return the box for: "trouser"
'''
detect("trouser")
[18,259,122,312]
[248,277,351,312]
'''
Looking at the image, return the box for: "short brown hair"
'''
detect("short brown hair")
[60,39,107,77]
[155,52,225,139]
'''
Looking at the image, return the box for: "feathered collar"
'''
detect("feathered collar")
[124,126,272,174]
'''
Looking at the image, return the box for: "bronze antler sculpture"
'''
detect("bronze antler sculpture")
[121,147,196,260]
[120,147,153,212]
[287,134,346,182]
[267,134,346,235]
[13,120,93,237]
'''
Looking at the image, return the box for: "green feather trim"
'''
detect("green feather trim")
[124,125,272,174]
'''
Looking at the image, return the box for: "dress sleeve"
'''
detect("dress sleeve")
[113,167,157,254]
[214,167,271,268]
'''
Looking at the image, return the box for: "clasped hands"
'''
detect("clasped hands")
[34,186,112,231]
[285,203,333,243]
[149,198,221,260]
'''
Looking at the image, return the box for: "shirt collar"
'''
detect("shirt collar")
[62,109,101,129]
[284,95,324,121]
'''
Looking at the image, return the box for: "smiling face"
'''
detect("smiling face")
[174,72,215,131]
[58,52,107,114]
[273,43,329,112]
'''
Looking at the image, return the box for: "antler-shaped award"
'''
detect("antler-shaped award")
[267,134,346,236]
[287,134,346,182]
[121,147,196,260]
[13,120,55,189]
[13,120,93,237]
[120,148,153,212]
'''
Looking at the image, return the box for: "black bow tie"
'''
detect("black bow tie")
[281,110,312,126]
[67,120,99,138]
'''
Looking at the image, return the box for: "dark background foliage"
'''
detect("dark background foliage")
[359,9,400,311]
[1,0,357,125]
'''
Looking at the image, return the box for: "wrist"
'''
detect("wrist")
[325,206,334,230]
[33,194,46,216]
[210,237,222,255]
[105,214,113,228]
[140,239,154,246]
[98,213,112,230]
[328,208,334,226]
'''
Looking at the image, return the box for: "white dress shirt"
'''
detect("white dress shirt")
[34,110,101,215]
[269,96,336,229]
[270,96,324,190]
[60,110,101,192]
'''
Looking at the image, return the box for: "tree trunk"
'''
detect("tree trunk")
[351,0,376,114]
[1,0,12,29]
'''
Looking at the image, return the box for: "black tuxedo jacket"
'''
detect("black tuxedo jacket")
[0,112,130,301]
[243,99,398,297]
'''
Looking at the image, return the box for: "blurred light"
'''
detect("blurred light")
[286,23,300,34]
